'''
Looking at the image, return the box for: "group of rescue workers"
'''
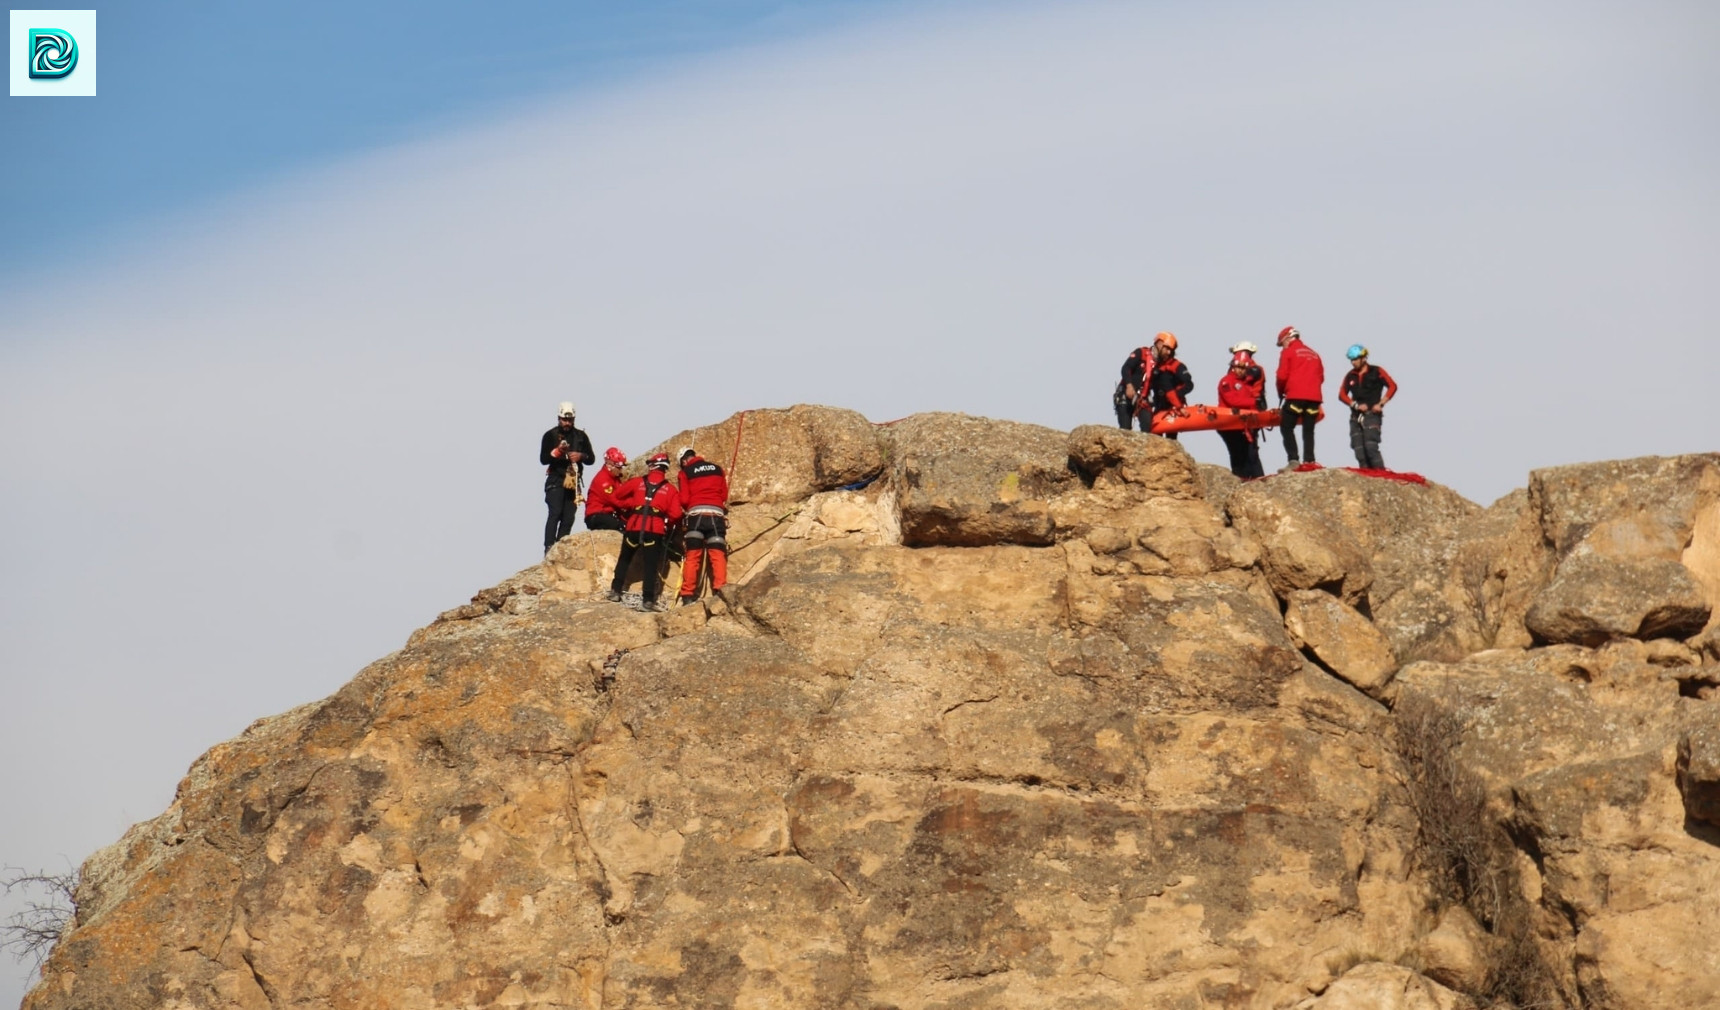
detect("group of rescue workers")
[1115,325,1398,478]
[536,326,1397,607]
[539,404,731,612]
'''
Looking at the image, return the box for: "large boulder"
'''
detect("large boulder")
[884,412,1076,547]
[1226,470,1484,663]
[31,539,1424,1010]
[1393,643,1720,1009]
[1283,589,1400,698]
[1524,554,1710,646]
[1519,455,1720,646]
[646,404,884,505]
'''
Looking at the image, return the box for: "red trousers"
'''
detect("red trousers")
[679,548,727,598]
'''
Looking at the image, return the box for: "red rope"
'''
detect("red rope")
[728,410,747,486]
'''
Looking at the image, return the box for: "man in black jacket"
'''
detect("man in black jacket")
[540,402,594,553]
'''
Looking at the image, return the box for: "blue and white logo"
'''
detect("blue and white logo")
[28,28,77,78]
[10,10,97,97]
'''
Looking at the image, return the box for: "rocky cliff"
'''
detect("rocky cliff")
[23,407,1720,1010]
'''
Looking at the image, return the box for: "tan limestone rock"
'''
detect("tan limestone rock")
[645,403,884,505]
[886,412,1075,546]
[1413,905,1489,995]
[1525,553,1711,646]
[1284,589,1400,697]
[1066,424,1204,500]
[1519,454,1720,646]
[1677,719,1720,829]
[1307,962,1476,1010]
[1226,468,1486,662]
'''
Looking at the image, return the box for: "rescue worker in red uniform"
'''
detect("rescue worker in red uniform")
[1274,326,1325,469]
[674,447,731,605]
[1229,341,1267,404]
[1338,344,1398,470]
[1216,351,1266,478]
[1140,332,1194,439]
[606,453,684,611]
[583,447,629,531]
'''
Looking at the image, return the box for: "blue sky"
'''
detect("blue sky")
[1,0,920,279]
[2,2,1717,1004]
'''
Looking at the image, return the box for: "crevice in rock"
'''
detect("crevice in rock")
[784,836,857,900]
[241,948,282,1009]
[561,761,620,927]
[939,695,999,719]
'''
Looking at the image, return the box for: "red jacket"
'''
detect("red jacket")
[585,466,627,518]
[614,472,684,535]
[676,455,729,512]
[1275,338,1324,401]
[1217,370,1264,410]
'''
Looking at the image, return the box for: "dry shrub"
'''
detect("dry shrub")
[2,866,78,973]
[1393,695,1567,1009]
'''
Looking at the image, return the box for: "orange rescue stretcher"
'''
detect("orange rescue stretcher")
[1146,404,1325,436]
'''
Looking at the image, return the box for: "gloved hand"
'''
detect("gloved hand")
[551,445,566,458]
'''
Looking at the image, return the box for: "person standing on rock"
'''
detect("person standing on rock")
[1114,343,1156,431]
[1228,341,1267,405]
[1338,345,1398,470]
[675,447,731,605]
[607,453,684,611]
[583,447,629,531]
[541,402,595,553]
[1217,351,1267,478]
[1142,332,1194,439]
[1274,326,1324,470]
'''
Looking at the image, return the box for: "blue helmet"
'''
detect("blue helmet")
[1346,344,1368,361]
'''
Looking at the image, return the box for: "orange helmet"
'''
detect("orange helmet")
[1154,331,1178,351]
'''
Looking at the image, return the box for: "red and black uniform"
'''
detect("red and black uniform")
[608,472,685,605]
[1338,363,1397,409]
[1142,356,1194,439]
[583,466,627,531]
[1275,337,1325,464]
[1339,363,1398,470]
[540,421,595,552]
[676,454,731,601]
[1114,346,1154,431]
[1216,368,1267,478]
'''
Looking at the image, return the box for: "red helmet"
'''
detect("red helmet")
[603,447,628,466]
[1277,326,1300,345]
[646,452,671,471]
[1231,351,1252,367]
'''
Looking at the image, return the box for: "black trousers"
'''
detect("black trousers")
[544,479,581,551]
[1219,429,1265,478]
[1349,410,1385,469]
[584,512,624,531]
[611,534,670,603]
[1280,399,1320,463]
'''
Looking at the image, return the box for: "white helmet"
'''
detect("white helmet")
[557,401,575,419]
[1230,341,1259,355]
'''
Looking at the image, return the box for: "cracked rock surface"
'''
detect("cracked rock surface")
[23,413,1720,1010]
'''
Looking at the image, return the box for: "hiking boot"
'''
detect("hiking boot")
[643,598,669,613]
[1278,462,1300,474]
[604,589,622,603]
[678,596,698,607]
